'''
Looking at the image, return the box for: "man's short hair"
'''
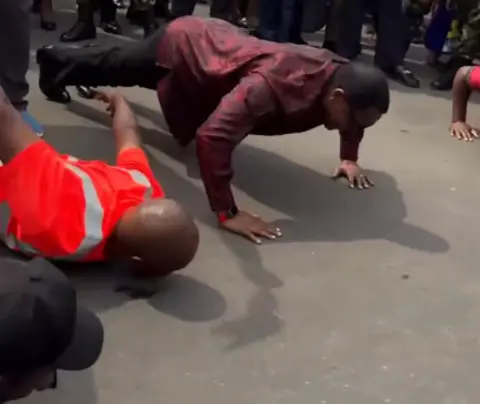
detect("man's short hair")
[330,62,390,114]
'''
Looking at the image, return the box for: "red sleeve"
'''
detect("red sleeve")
[467,66,480,90]
[339,128,364,162]
[196,74,276,212]
[116,147,165,198]
[0,141,86,257]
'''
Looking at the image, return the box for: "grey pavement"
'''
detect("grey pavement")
[16,2,480,404]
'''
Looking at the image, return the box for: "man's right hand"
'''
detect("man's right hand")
[220,210,282,244]
[450,121,479,142]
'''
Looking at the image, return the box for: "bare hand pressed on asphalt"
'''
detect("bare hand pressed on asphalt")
[450,121,480,142]
[332,161,373,189]
[221,211,282,244]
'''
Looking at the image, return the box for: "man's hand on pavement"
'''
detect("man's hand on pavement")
[220,211,282,244]
[332,160,373,189]
[450,121,479,142]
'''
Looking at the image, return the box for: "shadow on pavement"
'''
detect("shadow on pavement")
[58,99,451,348]
[121,100,450,253]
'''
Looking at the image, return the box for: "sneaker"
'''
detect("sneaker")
[21,110,43,137]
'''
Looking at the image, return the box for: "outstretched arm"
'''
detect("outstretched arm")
[93,91,142,154]
[196,74,282,243]
[0,86,40,164]
[450,66,480,141]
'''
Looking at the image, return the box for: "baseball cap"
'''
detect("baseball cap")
[0,257,104,374]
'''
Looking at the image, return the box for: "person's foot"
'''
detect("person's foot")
[36,46,72,104]
[382,65,420,88]
[21,110,43,137]
[430,57,471,90]
[99,20,122,35]
[430,71,455,91]
[40,5,56,31]
[60,21,96,42]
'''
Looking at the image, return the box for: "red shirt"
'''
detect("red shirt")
[0,141,164,261]
[467,66,480,89]
[156,16,364,212]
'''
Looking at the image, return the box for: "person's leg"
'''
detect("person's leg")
[210,0,236,20]
[60,0,96,42]
[277,0,306,44]
[335,0,365,59]
[431,2,480,90]
[99,0,122,35]
[170,0,196,18]
[0,0,43,136]
[37,28,167,103]
[127,0,159,38]
[373,0,420,88]
[255,0,281,41]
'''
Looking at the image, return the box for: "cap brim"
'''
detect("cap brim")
[55,307,104,371]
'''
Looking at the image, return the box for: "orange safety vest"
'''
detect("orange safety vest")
[0,155,155,261]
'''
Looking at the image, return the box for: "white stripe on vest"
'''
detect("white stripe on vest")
[0,157,154,260]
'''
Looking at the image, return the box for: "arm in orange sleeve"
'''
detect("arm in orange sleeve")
[116,147,165,198]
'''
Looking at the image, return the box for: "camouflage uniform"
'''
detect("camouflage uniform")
[454,0,480,58]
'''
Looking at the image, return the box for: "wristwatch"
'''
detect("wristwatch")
[217,206,239,223]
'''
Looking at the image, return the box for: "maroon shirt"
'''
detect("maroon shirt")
[156,16,364,212]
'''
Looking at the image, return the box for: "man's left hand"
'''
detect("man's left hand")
[332,160,373,189]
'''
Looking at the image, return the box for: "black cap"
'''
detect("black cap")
[0,257,104,374]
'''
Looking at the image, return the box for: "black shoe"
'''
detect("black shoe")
[430,57,471,91]
[430,71,455,91]
[36,46,72,103]
[99,20,122,35]
[382,65,420,88]
[40,19,57,31]
[60,21,96,42]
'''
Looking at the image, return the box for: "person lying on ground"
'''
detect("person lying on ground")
[0,87,199,276]
[0,257,103,403]
[450,65,480,141]
[36,16,390,244]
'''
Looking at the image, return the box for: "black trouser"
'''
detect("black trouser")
[257,0,304,43]
[335,0,410,69]
[39,27,168,91]
[170,0,235,20]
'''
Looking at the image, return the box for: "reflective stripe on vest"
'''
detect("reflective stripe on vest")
[0,158,154,260]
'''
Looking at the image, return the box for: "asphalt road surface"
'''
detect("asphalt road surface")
[17,2,480,404]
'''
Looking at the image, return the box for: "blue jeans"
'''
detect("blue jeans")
[257,0,304,43]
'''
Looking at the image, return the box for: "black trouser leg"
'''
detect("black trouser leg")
[37,28,167,102]
[170,0,196,18]
[210,0,235,20]
[373,0,407,69]
[335,0,365,59]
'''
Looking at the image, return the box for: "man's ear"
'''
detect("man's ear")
[332,88,345,96]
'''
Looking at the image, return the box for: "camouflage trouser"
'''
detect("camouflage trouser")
[455,0,480,58]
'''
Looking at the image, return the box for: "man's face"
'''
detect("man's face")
[324,89,383,132]
[0,369,56,402]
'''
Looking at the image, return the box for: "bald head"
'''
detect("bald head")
[115,199,199,276]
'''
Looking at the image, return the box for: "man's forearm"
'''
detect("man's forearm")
[339,129,364,162]
[452,66,472,123]
[196,137,237,212]
[112,97,142,153]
